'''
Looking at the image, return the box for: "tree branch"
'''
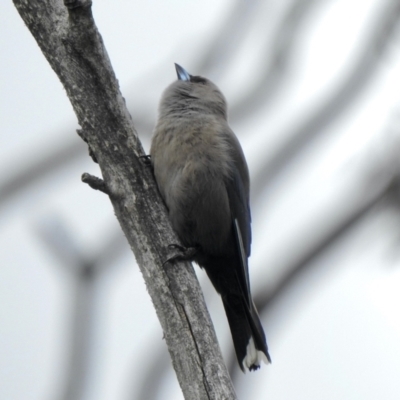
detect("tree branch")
[13,1,236,398]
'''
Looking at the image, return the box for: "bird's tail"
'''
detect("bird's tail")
[222,294,271,371]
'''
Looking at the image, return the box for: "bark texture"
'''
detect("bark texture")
[13,1,237,398]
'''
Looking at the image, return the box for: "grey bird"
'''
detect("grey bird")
[150,63,271,371]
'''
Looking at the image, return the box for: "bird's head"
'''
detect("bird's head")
[158,64,227,120]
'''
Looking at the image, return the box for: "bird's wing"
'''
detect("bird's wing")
[233,218,251,307]
[225,162,252,307]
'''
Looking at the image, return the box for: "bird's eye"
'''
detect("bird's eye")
[190,76,207,85]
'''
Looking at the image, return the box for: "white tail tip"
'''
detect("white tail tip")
[242,337,270,372]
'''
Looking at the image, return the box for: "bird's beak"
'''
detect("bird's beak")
[175,63,191,81]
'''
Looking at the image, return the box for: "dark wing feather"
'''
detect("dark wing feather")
[233,218,251,307]
[225,163,252,306]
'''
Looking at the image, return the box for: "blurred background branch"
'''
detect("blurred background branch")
[251,0,400,199]
[36,218,127,400]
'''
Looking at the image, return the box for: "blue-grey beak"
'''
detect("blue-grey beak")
[175,63,191,81]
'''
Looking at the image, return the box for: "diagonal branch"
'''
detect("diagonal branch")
[13,1,236,399]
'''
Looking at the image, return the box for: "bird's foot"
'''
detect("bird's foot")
[163,244,199,266]
[139,154,152,165]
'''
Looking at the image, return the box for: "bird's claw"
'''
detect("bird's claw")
[163,244,199,266]
[139,154,152,165]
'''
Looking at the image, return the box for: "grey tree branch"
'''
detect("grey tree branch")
[13,1,236,399]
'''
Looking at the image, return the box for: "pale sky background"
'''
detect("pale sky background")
[2,1,400,399]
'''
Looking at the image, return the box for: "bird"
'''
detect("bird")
[150,63,271,371]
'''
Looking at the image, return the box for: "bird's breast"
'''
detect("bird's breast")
[151,116,233,254]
